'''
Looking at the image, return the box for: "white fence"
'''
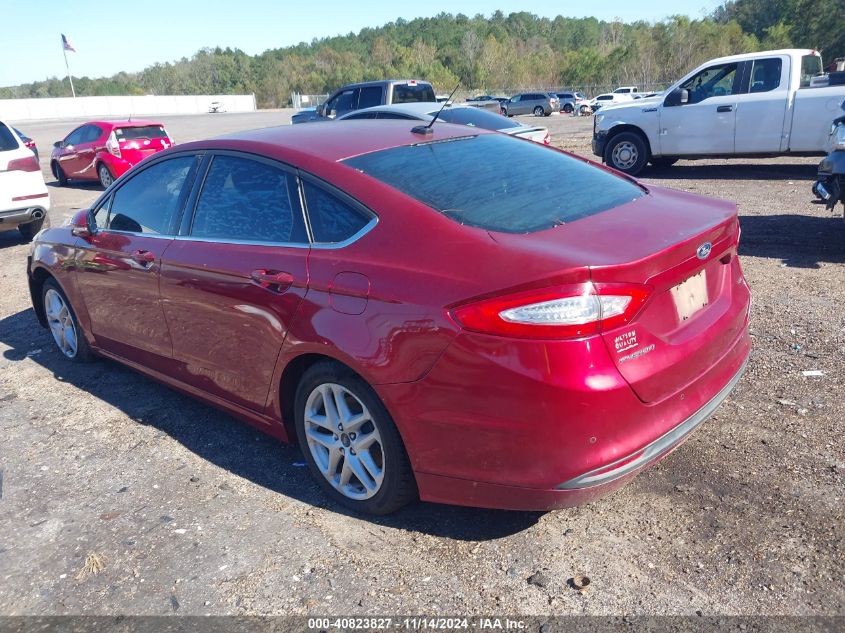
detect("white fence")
[0,94,257,122]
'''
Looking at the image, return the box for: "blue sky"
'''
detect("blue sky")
[2,0,721,86]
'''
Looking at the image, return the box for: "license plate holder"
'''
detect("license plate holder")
[671,270,708,321]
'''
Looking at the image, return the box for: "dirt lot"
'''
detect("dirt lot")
[0,111,843,617]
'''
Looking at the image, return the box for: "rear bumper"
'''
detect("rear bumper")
[378,308,750,511]
[0,204,49,230]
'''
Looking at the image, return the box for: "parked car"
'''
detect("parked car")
[555,92,587,114]
[593,49,845,175]
[587,93,635,112]
[51,120,174,188]
[29,120,750,514]
[1,120,49,241]
[338,102,550,145]
[13,127,38,161]
[466,95,497,102]
[503,92,559,117]
[291,79,436,124]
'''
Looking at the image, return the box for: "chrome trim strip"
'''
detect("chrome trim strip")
[557,358,748,490]
[97,216,378,250]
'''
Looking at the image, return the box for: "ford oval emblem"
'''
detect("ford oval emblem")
[696,242,712,260]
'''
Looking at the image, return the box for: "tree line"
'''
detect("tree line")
[1,1,840,107]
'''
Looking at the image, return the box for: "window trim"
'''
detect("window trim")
[297,170,379,248]
[88,148,379,248]
[183,151,308,247]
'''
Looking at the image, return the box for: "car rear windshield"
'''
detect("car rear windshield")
[343,134,644,234]
[436,107,520,130]
[0,122,19,151]
[114,125,168,140]
[391,83,436,104]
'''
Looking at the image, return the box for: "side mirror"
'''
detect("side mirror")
[664,88,689,107]
[70,209,94,238]
[53,141,63,148]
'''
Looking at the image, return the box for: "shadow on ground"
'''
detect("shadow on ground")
[738,213,845,268]
[0,307,542,540]
[647,161,818,182]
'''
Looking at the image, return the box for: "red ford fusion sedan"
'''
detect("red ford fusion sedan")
[50,119,173,188]
[28,121,750,515]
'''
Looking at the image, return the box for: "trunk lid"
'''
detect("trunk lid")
[491,183,749,403]
[113,124,172,164]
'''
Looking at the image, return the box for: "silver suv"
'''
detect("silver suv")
[503,93,559,117]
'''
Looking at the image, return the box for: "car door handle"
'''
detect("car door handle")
[717,105,733,113]
[250,269,294,293]
[131,249,155,267]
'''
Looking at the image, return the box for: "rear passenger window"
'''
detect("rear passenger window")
[748,58,783,93]
[303,182,371,243]
[107,156,195,234]
[358,86,382,109]
[191,155,306,244]
[83,125,102,143]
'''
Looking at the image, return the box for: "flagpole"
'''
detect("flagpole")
[63,45,76,98]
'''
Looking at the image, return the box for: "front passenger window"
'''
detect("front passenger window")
[106,156,195,234]
[681,63,739,104]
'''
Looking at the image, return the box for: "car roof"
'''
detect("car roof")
[180,120,493,164]
[83,119,163,128]
[336,79,431,90]
[701,48,817,66]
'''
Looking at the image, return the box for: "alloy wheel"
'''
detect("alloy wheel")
[44,288,78,358]
[99,165,113,188]
[303,383,385,500]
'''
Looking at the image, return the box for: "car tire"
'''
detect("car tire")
[533,106,545,117]
[650,157,678,169]
[41,278,94,363]
[294,361,417,515]
[604,132,649,176]
[563,103,573,114]
[18,217,45,242]
[53,162,68,186]
[98,164,114,189]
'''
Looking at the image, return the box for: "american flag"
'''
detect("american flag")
[61,34,76,52]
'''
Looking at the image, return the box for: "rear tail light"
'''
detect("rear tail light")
[450,282,652,339]
[106,131,121,158]
[7,156,40,172]
[543,132,551,145]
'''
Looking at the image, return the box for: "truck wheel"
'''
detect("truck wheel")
[605,132,648,176]
[18,217,45,242]
[650,157,678,169]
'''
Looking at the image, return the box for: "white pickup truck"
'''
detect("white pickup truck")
[592,49,845,175]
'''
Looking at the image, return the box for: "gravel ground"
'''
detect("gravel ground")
[0,110,842,617]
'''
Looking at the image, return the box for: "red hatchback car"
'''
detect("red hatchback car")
[28,121,751,515]
[50,119,173,188]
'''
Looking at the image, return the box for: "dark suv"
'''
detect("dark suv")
[292,80,436,124]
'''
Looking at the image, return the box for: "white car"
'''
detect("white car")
[0,120,49,241]
[588,93,636,112]
[338,102,551,145]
